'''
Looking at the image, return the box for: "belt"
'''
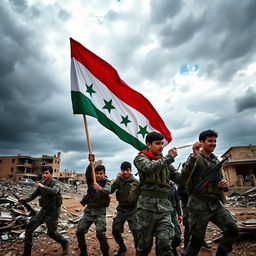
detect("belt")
[141,190,168,199]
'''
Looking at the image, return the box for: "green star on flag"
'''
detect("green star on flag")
[120,115,131,127]
[103,99,116,113]
[86,84,96,97]
[70,38,172,150]
[138,125,149,138]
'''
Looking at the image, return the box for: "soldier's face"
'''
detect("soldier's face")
[201,136,217,153]
[121,168,131,179]
[147,140,164,156]
[95,170,105,181]
[42,170,52,182]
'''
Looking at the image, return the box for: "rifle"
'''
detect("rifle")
[195,154,231,193]
[13,193,37,217]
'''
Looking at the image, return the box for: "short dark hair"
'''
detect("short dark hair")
[95,165,105,173]
[41,166,53,174]
[145,132,164,144]
[199,130,218,141]
[120,161,131,171]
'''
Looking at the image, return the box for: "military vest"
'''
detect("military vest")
[116,177,139,207]
[187,153,225,202]
[38,179,62,210]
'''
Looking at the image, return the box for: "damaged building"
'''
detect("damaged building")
[222,145,256,193]
[0,152,61,182]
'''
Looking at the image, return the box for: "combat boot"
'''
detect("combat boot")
[80,253,88,256]
[114,244,127,256]
[22,244,32,256]
[61,239,70,255]
[102,250,110,256]
[215,247,228,256]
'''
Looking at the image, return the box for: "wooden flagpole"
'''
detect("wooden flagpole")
[176,144,193,150]
[83,114,96,183]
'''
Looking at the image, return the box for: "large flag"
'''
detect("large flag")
[70,38,172,150]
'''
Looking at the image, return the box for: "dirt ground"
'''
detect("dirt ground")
[1,185,256,256]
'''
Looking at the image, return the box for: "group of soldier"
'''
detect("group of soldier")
[19,129,239,256]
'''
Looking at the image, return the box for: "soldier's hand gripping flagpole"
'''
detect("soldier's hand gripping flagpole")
[83,114,96,184]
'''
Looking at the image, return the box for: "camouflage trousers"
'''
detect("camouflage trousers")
[136,209,175,256]
[187,196,239,256]
[156,211,181,256]
[112,207,138,247]
[24,208,66,248]
[76,210,109,254]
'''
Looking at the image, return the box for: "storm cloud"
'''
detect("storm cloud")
[0,0,256,178]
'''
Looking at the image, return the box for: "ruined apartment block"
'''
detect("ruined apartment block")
[222,145,256,193]
[0,152,61,181]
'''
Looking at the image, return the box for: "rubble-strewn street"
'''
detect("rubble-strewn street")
[0,183,256,256]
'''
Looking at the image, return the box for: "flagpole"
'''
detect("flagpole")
[83,114,96,183]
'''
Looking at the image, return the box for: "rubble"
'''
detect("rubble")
[0,182,255,256]
[226,186,256,208]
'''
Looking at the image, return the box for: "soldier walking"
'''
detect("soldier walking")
[19,166,69,256]
[134,132,192,256]
[183,130,239,256]
[76,154,111,256]
[111,161,140,255]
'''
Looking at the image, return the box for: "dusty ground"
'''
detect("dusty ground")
[0,185,256,256]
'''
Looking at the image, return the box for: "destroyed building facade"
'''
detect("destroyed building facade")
[222,145,256,193]
[0,152,61,181]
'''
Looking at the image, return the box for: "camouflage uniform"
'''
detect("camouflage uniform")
[76,166,111,256]
[23,178,67,256]
[134,153,191,256]
[156,183,182,256]
[184,152,239,256]
[111,174,139,248]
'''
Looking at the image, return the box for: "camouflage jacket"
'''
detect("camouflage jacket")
[25,178,62,211]
[184,152,226,203]
[85,165,111,212]
[134,153,191,212]
[111,174,139,209]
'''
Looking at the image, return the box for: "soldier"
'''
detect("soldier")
[19,166,69,256]
[76,154,111,256]
[183,130,239,256]
[134,132,192,256]
[111,161,140,256]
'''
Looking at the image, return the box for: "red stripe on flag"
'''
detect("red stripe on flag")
[70,38,172,142]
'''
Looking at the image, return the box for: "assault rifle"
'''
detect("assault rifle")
[13,193,37,217]
[195,154,231,193]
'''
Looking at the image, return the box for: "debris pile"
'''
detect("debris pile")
[226,187,256,208]
[0,183,83,246]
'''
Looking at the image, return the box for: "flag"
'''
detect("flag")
[70,38,172,150]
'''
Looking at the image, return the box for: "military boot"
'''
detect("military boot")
[80,253,88,256]
[102,250,110,256]
[114,243,127,256]
[61,239,70,255]
[22,244,32,256]
[215,247,228,256]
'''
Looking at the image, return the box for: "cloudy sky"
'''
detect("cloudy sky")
[1,0,256,178]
